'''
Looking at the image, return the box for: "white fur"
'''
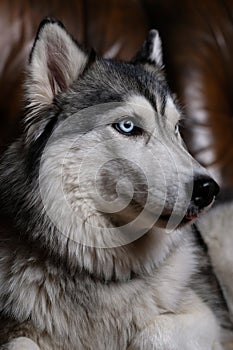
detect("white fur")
[6,337,40,350]
[197,202,233,322]
[128,292,222,350]
[149,30,163,67]
[0,227,222,349]
[165,96,181,126]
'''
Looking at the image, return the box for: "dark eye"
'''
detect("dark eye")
[175,122,179,136]
[112,120,142,136]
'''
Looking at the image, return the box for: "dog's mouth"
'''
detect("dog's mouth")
[158,211,198,228]
[158,198,215,228]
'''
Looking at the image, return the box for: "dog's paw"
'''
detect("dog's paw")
[1,337,40,350]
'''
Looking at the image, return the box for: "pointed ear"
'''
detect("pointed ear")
[27,18,88,109]
[132,29,163,68]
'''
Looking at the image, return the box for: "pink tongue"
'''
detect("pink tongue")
[185,213,198,220]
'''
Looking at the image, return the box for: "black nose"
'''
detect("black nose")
[192,177,220,209]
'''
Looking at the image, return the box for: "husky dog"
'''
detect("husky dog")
[0,18,232,350]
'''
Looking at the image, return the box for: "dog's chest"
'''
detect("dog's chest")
[0,236,197,349]
[27,248,196,349]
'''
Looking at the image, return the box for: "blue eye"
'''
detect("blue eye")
[118,120,134,133]
[112,120,142,136]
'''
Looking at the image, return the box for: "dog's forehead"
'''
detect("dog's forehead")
[72,60,164,104]
[65,58,180,127]
[99,60,180,122]
[100,59,166,95]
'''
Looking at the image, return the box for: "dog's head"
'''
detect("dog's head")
[23,18,219,250]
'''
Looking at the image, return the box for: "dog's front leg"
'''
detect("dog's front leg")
[1,337,41,350]
[128,315,222,350]
[129,294,223,350]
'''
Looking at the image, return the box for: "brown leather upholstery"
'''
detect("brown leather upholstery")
[0,0,233,188]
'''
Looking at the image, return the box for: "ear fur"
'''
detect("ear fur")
[27,18,88,107]
[132,29,163,68]
[25,18,88,141]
